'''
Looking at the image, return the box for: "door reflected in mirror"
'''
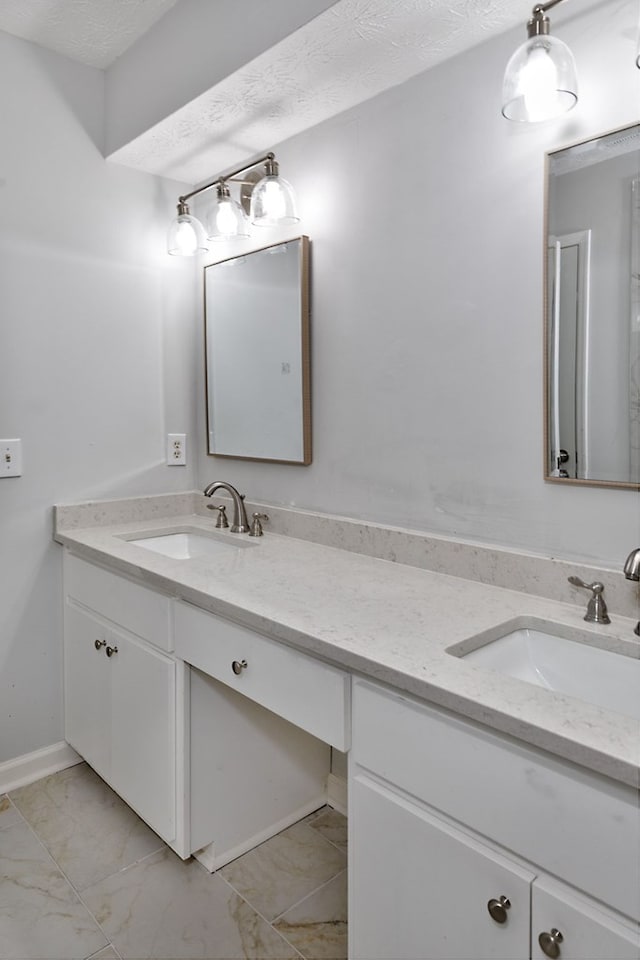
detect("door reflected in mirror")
[204,236,311,464]
[545,123,640,489]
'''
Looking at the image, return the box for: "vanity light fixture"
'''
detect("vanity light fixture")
[166,152,299,256]
[502,0,578,122]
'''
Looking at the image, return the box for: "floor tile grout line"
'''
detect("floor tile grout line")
[306,825,348,855]
[214,869,307,959]
[305,809,348,855]
[0,794,28,831]
[8,801,167,959]
[270,866,348,925]
[0,813,115,955]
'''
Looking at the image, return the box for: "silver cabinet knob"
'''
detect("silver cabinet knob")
[105,645,118,658]
[94,638,106,651]
[538,928,564,958]
[487,896,511,924]
[231,659,248,675]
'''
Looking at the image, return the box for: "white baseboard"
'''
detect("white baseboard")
[0,741,82,795]
[327,772,347,816]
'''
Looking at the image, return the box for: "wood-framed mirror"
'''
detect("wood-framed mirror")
[204,236,311,464]
[544,123,640,489]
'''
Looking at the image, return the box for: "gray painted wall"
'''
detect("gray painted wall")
[196,0,639,567]
[0,32,198,763]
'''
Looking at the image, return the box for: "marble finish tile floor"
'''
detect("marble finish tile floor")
[0,764,347,960]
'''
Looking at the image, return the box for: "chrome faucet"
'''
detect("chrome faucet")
[623,549,640,637]
[203,481,250,533]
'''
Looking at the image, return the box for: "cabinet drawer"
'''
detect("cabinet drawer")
[64,553,172,652]
[175,601,350,750]
[352,680,639,921]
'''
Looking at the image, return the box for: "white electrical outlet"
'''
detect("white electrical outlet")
[167,433,187,466]
[1,439,22,477]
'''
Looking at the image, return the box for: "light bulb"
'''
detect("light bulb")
[208,183,249,241]
[260,180,287,221]
[216,198,240,237]
[175,217,199,255]
[521,43,560,122]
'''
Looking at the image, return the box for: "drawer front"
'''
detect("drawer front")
[175,601,350,750]
[352,679,639,921]
[64,553,172,652]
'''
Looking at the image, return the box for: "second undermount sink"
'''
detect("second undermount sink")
[455,625,640,721]
[127,530,256,560]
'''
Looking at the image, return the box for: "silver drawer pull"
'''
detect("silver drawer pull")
[538,928,564,958]
[94,639,106,651]
[106,645,118,658]
[231,659,248,675]
[487,896,511,924]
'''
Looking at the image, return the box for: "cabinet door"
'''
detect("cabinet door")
[109,627,176,842]
[350,773,533,960]
[64,601,111,779]
[532,877,640,960]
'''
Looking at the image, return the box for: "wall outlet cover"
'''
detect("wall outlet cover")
[167,433,186,466]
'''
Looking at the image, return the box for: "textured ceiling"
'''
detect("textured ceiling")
[0,0,610,184]
[0,0,179,68]
[110,0,531,183]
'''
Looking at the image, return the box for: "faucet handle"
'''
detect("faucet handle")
[249,513,269,537]
[206,503,229,528]
[567,576,611,624]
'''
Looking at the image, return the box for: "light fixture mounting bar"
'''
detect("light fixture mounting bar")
[528,0,567,36]
[179,153,276,205]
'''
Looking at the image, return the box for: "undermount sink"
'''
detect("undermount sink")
[456,626,640,721]
[127,530,256,560]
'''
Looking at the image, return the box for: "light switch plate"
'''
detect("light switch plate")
[1,439,22,477]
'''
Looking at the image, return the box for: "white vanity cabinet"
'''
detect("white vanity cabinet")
[63,554,179,846]
[349,679,640,960]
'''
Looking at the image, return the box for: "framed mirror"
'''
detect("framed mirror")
[204,236,311,464]
[544,123,640,489]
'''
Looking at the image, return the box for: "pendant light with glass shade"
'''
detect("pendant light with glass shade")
[502,0,578,122]
[207,181,250,242]
[166,152,298,256]
[250,156,300,227]
[166,199,208,256]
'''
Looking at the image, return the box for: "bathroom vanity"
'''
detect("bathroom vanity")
[55,493,640,960]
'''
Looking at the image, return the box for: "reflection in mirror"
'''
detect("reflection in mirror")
[545,123,640,488]
[205,236,310,464]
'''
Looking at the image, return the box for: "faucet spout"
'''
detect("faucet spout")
[623,548,640,582]
[622,549,640,638]
[203,481,250,533]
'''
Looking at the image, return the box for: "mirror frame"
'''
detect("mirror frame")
[204,235,311,465]
[543,122,640,491]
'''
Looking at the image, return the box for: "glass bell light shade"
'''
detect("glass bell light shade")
[167,201,208,256]
[207,182,250,241]
[502,34,578,122]
[250,157,299,227]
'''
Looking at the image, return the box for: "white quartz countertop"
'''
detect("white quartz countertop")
[55,510,640,788]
